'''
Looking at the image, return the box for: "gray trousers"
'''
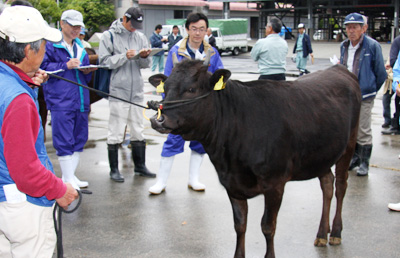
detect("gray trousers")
[357,97,374,145]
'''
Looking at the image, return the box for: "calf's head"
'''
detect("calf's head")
[148,59,230,139]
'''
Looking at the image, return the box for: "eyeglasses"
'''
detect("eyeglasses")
[189,27,206,33]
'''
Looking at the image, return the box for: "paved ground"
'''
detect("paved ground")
[48,41,400,258]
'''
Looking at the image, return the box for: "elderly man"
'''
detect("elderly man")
[293,23,313,76]
[0,6,78,257]
[251,17,288,81]
[340,12,386,176]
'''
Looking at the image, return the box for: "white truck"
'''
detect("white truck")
[165,18,248,55]
[209,19,248,56]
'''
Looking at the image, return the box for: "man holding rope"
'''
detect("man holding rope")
[0,6,78,257]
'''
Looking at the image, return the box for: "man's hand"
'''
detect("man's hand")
[385,63,392,69]
[67,58,81,69]
[31,69,49,85]
[126,49,137,59]
[78,67,98,74]
[139,48,151,58]
[56,183,78,210]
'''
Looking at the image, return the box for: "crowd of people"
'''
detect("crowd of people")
[1,1,400,256]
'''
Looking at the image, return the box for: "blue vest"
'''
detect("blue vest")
[0,62,55,207]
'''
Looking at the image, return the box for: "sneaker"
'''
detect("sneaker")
[388,202,400,211]
[381,126,400,135]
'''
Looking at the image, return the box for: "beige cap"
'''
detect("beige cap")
[0,6,62,43]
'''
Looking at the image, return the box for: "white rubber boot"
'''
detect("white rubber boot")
[59,155,80,190]
[71,152,88,188]
[148,156,175,195]
[188,151,205,191]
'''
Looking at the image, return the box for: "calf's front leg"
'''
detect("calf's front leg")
[228,195,248,258]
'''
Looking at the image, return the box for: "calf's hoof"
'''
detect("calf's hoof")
[329,236,342,245]
[314,238,328,247]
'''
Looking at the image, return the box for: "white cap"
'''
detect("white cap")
[61,9,85,27]
[298,23,305,29]
[0,6,62,43]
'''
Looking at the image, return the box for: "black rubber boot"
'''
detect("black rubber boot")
[108,144,125,182]
[357,145,372,176]
[349,143,361,171]
[131,141,156,178]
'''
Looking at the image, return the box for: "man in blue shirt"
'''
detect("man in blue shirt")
[293,23,313,76]
[149,12,223,195]
[251,17,288,81]
[150,24,167,73]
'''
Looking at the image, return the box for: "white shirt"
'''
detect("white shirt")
[347,42,360,73]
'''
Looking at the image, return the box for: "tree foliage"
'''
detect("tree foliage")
[29,0,115,33]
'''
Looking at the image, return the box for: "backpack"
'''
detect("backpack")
[93,31,113,98]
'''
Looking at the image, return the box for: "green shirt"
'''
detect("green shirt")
[250,34,288,75]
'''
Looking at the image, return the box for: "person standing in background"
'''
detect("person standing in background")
[168,25,182,51]
[293,23,313,76]
[150,24,167,73]
[251,17,288,81]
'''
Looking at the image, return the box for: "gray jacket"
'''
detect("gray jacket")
[99,19,150,103]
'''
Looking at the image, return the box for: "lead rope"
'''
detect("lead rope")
[53,190,91,258]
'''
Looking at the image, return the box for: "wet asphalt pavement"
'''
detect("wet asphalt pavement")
[48,41,400,258]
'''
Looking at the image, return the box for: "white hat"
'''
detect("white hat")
[61,9,85,27]
[298,23,305,29]
[0,6,61,43]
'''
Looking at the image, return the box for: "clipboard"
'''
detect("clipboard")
[131,48,164,60]
[78,64,110,69]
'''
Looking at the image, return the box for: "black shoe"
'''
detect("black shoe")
[108,144,125,182]
[381,126,400,135]
[382,122,391,128]
[304,69,310,74]
[131,141,156,178]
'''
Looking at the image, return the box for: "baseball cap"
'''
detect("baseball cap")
[298,23,305,29]
[124,7,143,30]
[344,13,364,25]
[0,6,62,43]
[61,9,85,27]
[80,27,86,35]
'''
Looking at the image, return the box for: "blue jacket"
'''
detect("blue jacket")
[340,35,387,100]
[164,37,224,76]
[150,32,165,56]
[0,62,55,207]
[40,39,91,112]
[293,33,313,58]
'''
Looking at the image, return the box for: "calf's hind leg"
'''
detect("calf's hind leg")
[329,145,352,245]
[314,171,334,247]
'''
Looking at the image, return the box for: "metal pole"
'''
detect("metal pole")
[223,2,230,19]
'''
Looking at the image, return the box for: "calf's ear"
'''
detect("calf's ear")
[149,74,168,88]
[209,69,231,90]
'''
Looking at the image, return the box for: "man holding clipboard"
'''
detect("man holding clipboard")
[99,7,156,183]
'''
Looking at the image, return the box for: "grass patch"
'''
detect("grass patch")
[90,42,99,48]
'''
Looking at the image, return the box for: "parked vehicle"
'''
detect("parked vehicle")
[166,18,248,55]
